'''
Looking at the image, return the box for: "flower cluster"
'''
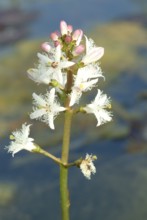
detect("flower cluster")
[28,20,112,129]
[6,20,112,179]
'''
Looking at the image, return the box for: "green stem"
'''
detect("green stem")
[65,158,82,168]
[60,110,73,220]
[33,146,61,165]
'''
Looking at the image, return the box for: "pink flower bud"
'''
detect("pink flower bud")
[73,45,85,56]
[41,42,51,52]
[54,41,61,47]
[50,31,60,41]
[72,29,83,45]
[67,25,73,33]
[60,20,68,35]
[65,35,72,43]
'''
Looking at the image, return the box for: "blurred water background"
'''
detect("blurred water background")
[0,0,147,219]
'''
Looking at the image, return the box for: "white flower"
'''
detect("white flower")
[80,154,96,180]
[30,88,66,129]
[69,65,103,106]
[60,20,73,36]
[39,45,74,85]
[27,45,74,86]
[83,89,112,126]
[82,36,104,65]
[5,123,36,157]
[27,62,52,84]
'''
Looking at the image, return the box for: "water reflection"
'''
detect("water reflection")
[0,0,147,219]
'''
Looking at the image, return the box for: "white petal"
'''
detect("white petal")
[83,104,94,114]
[99,109,112,122]
[94,90,109,107]
[55,45,61,62]
[91,47,104,61]
[53,69,64,85]
[37,53,51,63]
[58,106,66,112]
[30,109,46,119]
[69,89,82,106]
[27,67,51,85]
[82,79,98,91]
[8,143,23,156]
[60,61,75,68]
[85,35,91,53]
[48,88,55,104]
[25,142,36,152]
[48,113,55,129]
[95,110,112,126]
[93,89,101,103]
[94,111,102,126]
[22,124,31,139]
[32,93,46,106]
[82,47,104,64]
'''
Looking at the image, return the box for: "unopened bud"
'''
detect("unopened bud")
[54,41,61,47]
[50,32,59,41]
[65,35,72,43]
[41,42,51,52]
[67,25,73,33]
[73,45,85,56]
[72,29,83,45]
[92,155,97,160]
[60,20,68,35]
[10,135,15,140]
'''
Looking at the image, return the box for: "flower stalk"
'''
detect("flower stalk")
[33,146,61,165]
[5,20,112,220]
[60,63,73,219]
[60,110,73,220]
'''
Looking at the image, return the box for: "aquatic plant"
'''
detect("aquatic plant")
[5,20,112,220]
